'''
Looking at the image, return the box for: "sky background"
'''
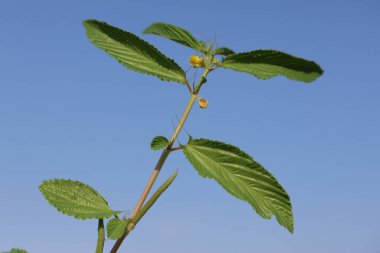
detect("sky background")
[1,0,379,252]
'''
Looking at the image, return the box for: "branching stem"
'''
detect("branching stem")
[170,146,183,152]
[184,79,193,94]
[111,70,209,253]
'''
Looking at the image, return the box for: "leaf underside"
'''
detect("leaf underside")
[83,19,186,84]
[143,22,204,52]
[107,217,129,240]
[183,138,294,232]
[151,136,169,150]
[39,179,121,219]
[222,50,323,83]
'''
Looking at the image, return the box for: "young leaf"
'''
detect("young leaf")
[182,138,294,232]
[107,218,129,240]
[39,179,121,219]
[83,20,186,84]
[214,47,235,56]
[221,50,323,83]
[151,136,169,150]
[143,22,204,52]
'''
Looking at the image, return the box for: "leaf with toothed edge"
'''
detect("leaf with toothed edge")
[2,249,28,253]
[39,179,122,219]
[83,19,186,84]
[143,22,204,51]
[221,49,323,83]
[182,137,294,233]
[107,217,129,240]
[151,136,169,150]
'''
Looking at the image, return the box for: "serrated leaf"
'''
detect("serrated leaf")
[143,22,204,52]
[83,20,186,84]
[221,50,323,83]
[214,47,235,56]
[39,179,121,219]
[2,249,28,253]
[183,138,293,232]
[107,218,129,240]
[151,136,169,150]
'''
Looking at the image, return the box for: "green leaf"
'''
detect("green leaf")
[183,138,293,232]
[2,249,28,253]
[221,50,323,83]
[143,22,204,52]
[39,179,121,219]
[214,47,235,56]
[107,217,129,240]
[151,136,169,150]
[83,19,186,84]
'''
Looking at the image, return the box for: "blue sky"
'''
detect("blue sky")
[1,0,379,252]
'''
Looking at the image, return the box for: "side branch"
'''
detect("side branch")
[184,79,193,94]
[170,146,183,152]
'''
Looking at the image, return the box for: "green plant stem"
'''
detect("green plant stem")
[132,171,178,227]
[184,79,193,93]
[96,219,105,253]
[169,146,183,151]
[110,70,209,253]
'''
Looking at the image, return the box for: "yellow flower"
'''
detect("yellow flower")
[189,55,204,68]
[198,96,208,109]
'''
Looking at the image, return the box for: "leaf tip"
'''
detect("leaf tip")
[82,19,98,28]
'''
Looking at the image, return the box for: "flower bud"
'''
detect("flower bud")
[212,58,219,64]
[189,55,204,68]
[198,97,208,109]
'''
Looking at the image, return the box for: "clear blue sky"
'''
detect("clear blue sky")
[1,0,379,252]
